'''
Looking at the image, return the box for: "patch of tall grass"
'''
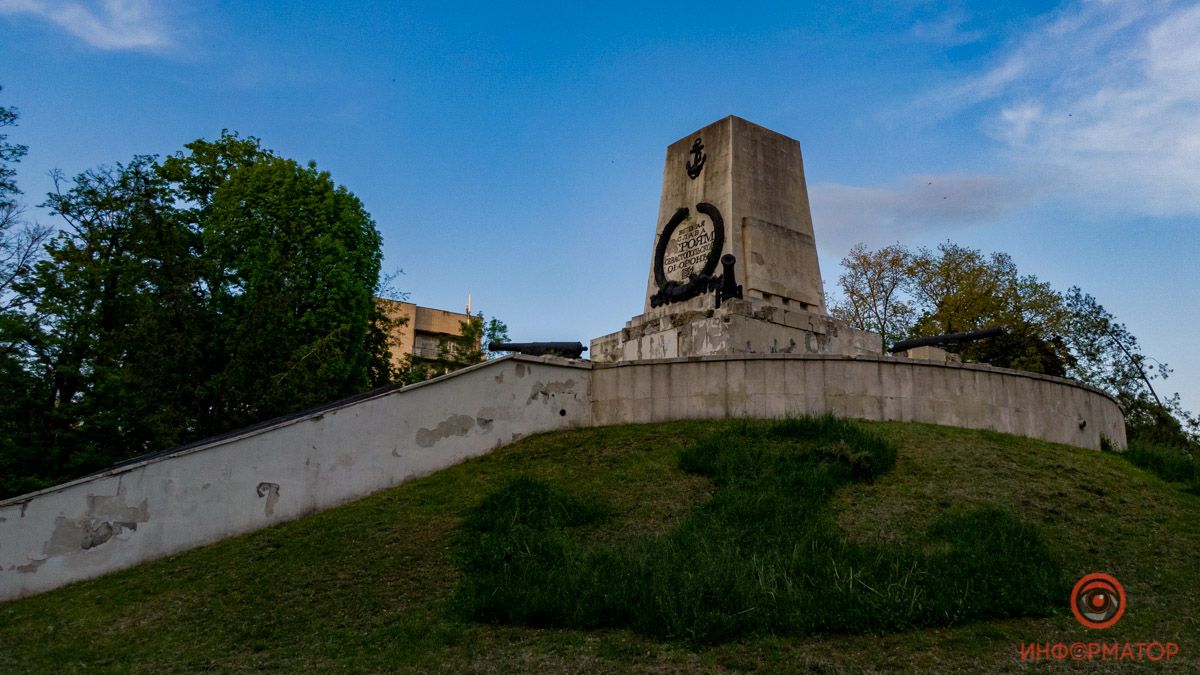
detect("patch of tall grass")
[1121,441,1197,484]
[452,416,1064,643]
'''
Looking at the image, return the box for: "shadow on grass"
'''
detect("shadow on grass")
[452,416,1066,644]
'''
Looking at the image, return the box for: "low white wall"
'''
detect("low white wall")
[590,355,1126,450]
[0,356,591,601]
[1,352,1127,602]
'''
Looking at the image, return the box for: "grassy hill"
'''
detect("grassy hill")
[1,420,1197,673]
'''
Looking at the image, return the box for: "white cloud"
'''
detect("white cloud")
[910,7,984,47]
[0,0,173,51]
[941,0,1200,217]
[809,174,1031,252]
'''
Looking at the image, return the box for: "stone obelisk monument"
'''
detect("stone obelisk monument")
[591,116,881,361]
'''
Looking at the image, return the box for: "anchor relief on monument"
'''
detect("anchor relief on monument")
[685,137,705,179]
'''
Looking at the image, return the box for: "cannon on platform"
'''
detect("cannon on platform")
[488,342,587,359]
[888,327,1004,354]
[715,254,743,308]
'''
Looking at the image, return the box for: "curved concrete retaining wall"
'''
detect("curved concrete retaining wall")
[590,354,1126,450]
[1,352,1125,602]
[0,356,591,601]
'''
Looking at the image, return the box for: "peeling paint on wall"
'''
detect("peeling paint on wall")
[414,413,476,448]
[528,379,578,404]
[86,488,149,523]
[45,514,144,555]
[82,521,138,550]
[35,483,153,558]
[1,355,593,602]
[804,332,829,353]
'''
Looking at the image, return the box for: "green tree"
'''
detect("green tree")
[0,85,26,208]
[0,85,47,314]
[833,241,1196,446]
[202,154,383,425]
[832,241,1069,373]
[903,242,1069,375]
[0,88,53,496]
[0,85,49,313]
[394,353,437,385]
[395,312,510,385]
[159,132,387,425]
[437,312,509,368]
[22,158,206,478]
[864,240,1070,372]
[483,316,511,359]
[1063,287,1197,448]
[830,243,914,348]
[0,131,388,498]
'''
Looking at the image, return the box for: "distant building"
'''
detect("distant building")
[375,299,475,372]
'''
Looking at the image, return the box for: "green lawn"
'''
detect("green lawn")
[2,420,1197,673]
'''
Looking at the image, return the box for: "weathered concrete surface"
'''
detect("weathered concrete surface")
[901,345,960,363]
[591,297,881,363]
[0,355,591,601]
[590,355,1126,451]
[645,116,825,312]
[597,116,880,364]
[0,350,1127,603]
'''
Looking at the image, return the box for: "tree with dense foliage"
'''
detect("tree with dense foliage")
[0,130,388,498]
[832,241,1069,374]
[200,153,383,427]
[905,243,1069,375]
[26,158,200,476]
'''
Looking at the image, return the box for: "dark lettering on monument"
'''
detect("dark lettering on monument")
[650,202,730,307]
[685,138,706,179]
[663,218,717,280]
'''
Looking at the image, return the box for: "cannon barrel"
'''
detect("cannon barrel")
[715,254,743,308]
[889,327,1004,354]
[488,341,587,359]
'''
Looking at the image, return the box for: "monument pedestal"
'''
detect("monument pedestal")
[592,115,883,364]
[590,297,881,362]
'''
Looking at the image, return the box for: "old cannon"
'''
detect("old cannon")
[888,327,1004,354]
[488,342,587,359]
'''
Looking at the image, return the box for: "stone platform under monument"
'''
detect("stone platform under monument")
[591,115,879,362]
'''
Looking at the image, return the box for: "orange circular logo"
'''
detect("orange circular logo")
[1071,573,1126,629]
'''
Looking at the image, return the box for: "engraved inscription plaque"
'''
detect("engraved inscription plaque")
[663,214,718,282]
[649,202,725,307]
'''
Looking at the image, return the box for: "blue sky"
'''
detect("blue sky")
[2,0,1197,411]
